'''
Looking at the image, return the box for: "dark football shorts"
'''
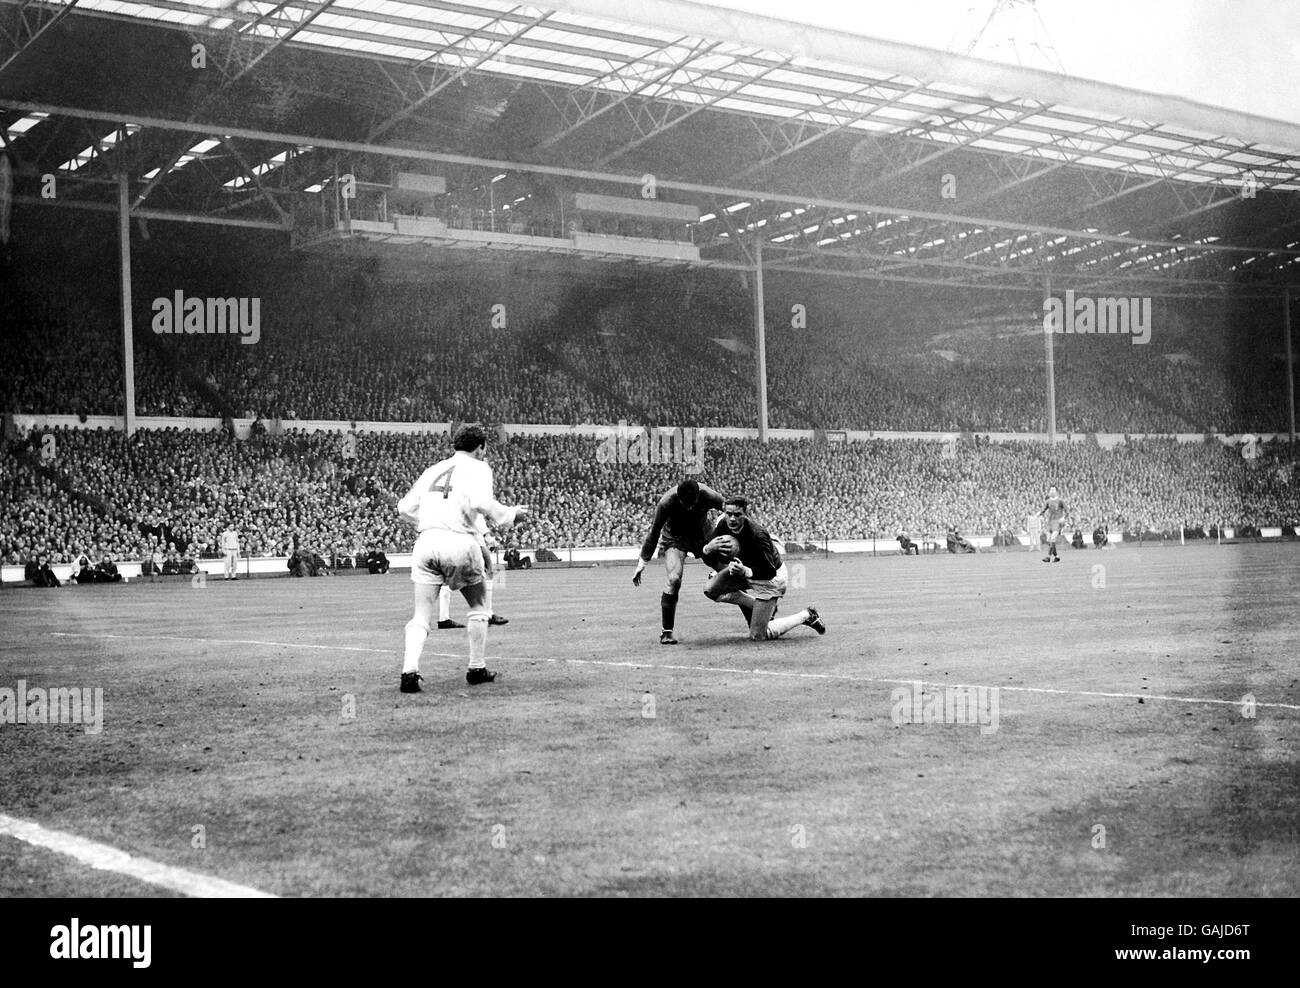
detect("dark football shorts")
[660,531,705,558]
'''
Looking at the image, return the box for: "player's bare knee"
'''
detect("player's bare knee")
[665,578,682,596]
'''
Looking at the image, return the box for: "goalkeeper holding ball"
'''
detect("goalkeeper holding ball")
[702,496,826,641]
[633,478,725,645]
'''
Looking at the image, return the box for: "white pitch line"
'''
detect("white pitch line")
[0,813,276,898]
[50,631,1300,711]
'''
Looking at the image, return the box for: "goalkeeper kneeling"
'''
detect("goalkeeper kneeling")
[702,496,826,640]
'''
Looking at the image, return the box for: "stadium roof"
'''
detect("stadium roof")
[3,0,1300,296]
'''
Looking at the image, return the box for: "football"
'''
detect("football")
[705,534,740,560]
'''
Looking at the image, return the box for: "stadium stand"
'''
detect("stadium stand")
[3,428,1296,566]
[5,265,1293,436]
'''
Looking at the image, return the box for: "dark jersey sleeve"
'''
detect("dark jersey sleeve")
[698,484,725,511]
[700,518,730,570]
[737,520,780,580]
[639,493,673,562]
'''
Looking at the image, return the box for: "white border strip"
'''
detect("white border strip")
[0,813,276,898]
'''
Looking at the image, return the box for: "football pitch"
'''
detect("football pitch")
[1,542,1297,898]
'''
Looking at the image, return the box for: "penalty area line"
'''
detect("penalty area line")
[0,813,276,898]
[50,631,1299,712]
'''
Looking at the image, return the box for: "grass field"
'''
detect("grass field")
[1,542,1297,897]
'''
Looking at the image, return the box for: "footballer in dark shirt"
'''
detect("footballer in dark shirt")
[701,496,826,641]
[632,478,725,645]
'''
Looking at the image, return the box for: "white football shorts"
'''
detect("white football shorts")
[411,529,486,590]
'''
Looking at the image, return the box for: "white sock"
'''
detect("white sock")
[402,619,428,673]
[765,611,809,639]
[438,585,451,622]
[466,610,489,668]
[484,578,494,617]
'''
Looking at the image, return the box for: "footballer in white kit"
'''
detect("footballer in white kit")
[396,424,530,692]
[435,513,507,629]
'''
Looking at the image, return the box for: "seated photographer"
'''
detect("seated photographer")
[162,549,182,575]
[288,550,312,578]
[896,533,919,556]
[27,554,60,587]
[1071,528,1086,550]
[1093,525,1109,548]
[310,549,332,576]
[73,552,97,584]
[94,554,123,583]
[365,548,390,575]
[946,526,976,554]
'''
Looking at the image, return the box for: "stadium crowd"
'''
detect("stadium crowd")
[3,426,1296,568]
[5,267,1293,436]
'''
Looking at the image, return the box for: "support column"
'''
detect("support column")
[1044,275,1056,443]
[118,171,136,437]
[753,241,768,442]
[1286,288,1295,444]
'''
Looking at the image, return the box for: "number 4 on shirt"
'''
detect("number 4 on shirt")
[428,466,455,499]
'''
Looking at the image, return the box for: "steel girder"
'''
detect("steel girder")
[0,0,79,81]
[534,35,722,149]
[587,50,797,168]
[6,98,1297,297]
[201,0,338,89]
[128,0,336,209]
[366,5,553,143]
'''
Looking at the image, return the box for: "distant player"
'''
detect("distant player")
[220,524,240,580]
[701,496,826,640]
[396,424,530,692]
[632,478,725,645]
[436,516,508,628]
[1039,485,1069,563]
